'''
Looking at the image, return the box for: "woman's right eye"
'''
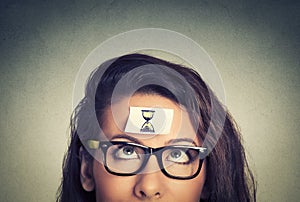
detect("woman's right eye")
[113,145,139,160]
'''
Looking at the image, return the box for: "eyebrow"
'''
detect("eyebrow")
[110,134,143,144]
[166,138,197,146]
[110,134,197,146]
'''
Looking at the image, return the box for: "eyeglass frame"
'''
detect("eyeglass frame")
[87,140,208,180]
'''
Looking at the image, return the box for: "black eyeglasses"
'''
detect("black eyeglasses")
[87,140,207,180]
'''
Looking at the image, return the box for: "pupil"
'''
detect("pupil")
[171,150,181,158]
[123,147,133,155]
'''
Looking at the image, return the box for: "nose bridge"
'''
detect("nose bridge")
[134,154,165,199]
[142,152,161,173]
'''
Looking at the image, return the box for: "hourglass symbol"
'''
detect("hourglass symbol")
[140,110,155,133]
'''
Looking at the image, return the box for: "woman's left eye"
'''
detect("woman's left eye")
[166,149,190,164]
[114,146,139,160]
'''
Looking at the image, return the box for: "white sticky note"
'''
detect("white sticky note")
[124,107,174,135]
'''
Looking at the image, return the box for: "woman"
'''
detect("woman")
[57,53,256,201]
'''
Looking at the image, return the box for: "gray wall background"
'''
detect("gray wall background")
[0,0,299,201]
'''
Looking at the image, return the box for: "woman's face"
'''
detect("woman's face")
[81,94,206,202]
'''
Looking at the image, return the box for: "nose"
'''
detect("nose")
[133,156,165,200]
[133,172,165,200]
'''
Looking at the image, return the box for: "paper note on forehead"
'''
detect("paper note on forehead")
[124,107,174,135]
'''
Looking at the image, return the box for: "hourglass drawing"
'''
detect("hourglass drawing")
[140,109,155,133]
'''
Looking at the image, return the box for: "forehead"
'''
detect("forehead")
[100,94,200,146]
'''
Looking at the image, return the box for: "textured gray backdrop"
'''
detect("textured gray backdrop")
[0,0,299,201]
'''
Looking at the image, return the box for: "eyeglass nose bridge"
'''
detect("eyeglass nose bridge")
[137,147,170,174]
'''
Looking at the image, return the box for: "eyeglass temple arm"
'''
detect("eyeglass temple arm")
[86,140,100,149]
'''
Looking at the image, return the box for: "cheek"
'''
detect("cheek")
[93,161,136,200]
[167,163,206,201]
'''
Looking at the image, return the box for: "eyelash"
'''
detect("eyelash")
[112,145,140,160]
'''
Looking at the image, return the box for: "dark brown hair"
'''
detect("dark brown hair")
[57,53,256,202]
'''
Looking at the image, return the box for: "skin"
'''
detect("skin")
[81,94,206,202]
